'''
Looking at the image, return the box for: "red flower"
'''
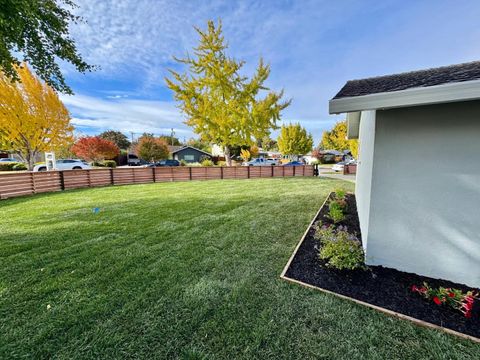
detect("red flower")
[465,311,472,319]
[448,292,455,298]
[433,297,442,305]
[411,285,418,292]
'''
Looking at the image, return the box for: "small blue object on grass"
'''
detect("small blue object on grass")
[92,207,100,214]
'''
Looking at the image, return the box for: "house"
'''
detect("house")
[171,146,212,163]
[329,61,480,287]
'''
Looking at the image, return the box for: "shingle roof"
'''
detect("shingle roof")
[333,61,480,99]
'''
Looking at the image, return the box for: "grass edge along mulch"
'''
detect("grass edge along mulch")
[280,192,480,344]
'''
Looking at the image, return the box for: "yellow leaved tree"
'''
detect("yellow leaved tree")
[0,64,74,170]
[319,120,358,159]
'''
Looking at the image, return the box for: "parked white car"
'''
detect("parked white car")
[243,157,279,166]
[33,159,91,172]
[332,159,356,172]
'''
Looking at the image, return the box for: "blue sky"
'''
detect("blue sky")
[60,0,480,144]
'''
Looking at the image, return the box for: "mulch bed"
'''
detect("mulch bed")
[283,193,480,340]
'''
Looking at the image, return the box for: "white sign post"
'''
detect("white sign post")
[45,152,56,171]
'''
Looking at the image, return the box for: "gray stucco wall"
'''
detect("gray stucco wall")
[355,110,376,251]
[365,100,480,287]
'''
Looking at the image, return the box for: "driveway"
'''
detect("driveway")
[317,166,356,183]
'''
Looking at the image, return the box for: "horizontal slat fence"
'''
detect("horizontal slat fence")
[0,165,314,200]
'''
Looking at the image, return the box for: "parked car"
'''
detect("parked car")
[146,159,180,167]
[243,158,278,166]
[332,159,356,172]
[283,161,304,166]
[0,158,19,163]
[127,153,141,166]
[33,159,91,172]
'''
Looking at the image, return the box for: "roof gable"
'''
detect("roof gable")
[171,145,211,156]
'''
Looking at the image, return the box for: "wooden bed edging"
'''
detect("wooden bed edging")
[279,193,480,344]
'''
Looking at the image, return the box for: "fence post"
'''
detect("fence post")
[303,165,305,176]
[220,166,223,179]
[30,172,35,194]
[282,165,285,177]
[59,171,65,190]
[152,167,156,182]
[271,166,274,177]
[247,166,250,179]
[293,166,296,177]
[189,166,192,181]
[110,168,114,185]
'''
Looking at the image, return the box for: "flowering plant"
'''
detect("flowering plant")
[411,282,478,318]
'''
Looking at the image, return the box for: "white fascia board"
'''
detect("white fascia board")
[329,79,480,114]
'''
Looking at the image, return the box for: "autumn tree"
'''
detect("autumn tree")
[319,120,358,158]
[0,0,95,94]
[0,64,74,170]
[277,123,313,156]
[71,136,119,163]
[166,20,290,166]
[99,130,131,150]
[135,136,169,162]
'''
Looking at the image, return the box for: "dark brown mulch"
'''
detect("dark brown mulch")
[285,193,480,339]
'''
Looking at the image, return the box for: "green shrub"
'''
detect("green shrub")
[216,161,226,167]
[201,159,214,167]
[314,223,365,270]
[0,162,26,171]
[327,201,345,223]
[93,160,116,168]
[102,160,116,168]
[12,163,27,170]
[180,159,188,166]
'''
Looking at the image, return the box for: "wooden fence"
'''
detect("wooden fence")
[0,165,314,200]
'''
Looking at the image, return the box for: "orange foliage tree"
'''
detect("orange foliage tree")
[0,64,74,170]
[71,136,119,163]
[135,136,169,162]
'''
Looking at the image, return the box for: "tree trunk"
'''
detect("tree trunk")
[224,146,232,166]
[26,151,35,171]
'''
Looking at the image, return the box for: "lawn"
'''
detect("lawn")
[0,178,478,359]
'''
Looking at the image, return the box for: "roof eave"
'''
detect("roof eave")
[329,79,480,114]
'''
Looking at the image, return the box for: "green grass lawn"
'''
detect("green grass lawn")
[0,178,478,359]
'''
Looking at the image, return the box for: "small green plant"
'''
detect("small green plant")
[201,159,214,167]
[327,201,345,223]
[335,189,346,200]
[179,159,188,166]
[216,160,226,167]
[314,223,365,270]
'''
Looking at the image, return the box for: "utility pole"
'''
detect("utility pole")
[170,128,175,146]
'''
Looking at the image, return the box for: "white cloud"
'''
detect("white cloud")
[60,93,191,137]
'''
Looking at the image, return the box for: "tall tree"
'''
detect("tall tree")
[0,0,95,94]
[135,136,169,162]
[158,135,181,146]
[319,120,358,158]
[277,123,313,156]
[0,64,74,170]
[99,130,131,150]
[71,136,119,163]
[166,20,290,166]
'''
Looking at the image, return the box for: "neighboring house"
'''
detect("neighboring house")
[171,146,212,163]
[329,61,480,288]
